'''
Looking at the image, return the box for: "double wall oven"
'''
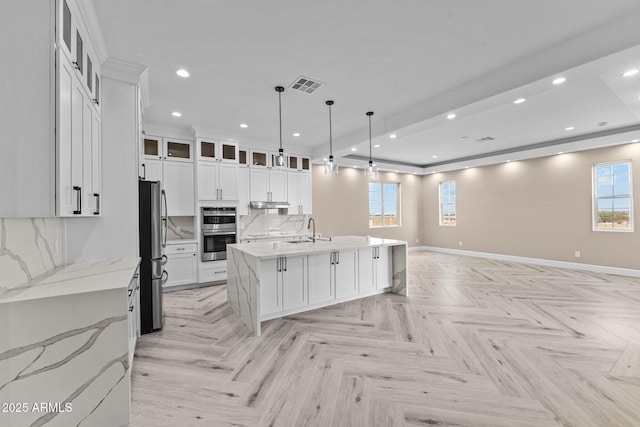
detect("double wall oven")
[201,207,237,261]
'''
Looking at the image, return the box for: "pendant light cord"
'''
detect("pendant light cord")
[278,90,283,150]
[367,111,374,163]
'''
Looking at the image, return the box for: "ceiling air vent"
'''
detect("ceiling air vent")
[475,136,495,142]
[290,76,324,94]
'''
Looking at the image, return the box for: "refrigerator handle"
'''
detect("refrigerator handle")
[161,254,168,265]
[161,270,169,285]
[161,189,168,248]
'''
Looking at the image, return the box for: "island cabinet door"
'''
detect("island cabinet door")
[260,258,282,315]
[376,246,392,289]
[358,248,376,293]
[282,256,306,310]
[334,250,358,299]
[308,253,333,305]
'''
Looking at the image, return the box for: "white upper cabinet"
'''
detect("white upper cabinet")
[238,167,250,215]
[249,149,270,168]
[196,138,239,201]
[164,138,192,162]
[239,149,250,167]
[287,171,312,215]
[142,135,163,160]
[198,139,239,164]
[0,0,103,217]
[164,162,194,216]
[287,154,311,173]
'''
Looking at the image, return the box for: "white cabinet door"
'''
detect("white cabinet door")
[164,162,194,216]
[57,56,74,216]
[358,248,376,293]
[197,162,218,200]
[308,253,333,305]
[282,256,306,310]
[334,250,358,299]
[142,159,163,183]
[250,168,269,201]
[81,97,93,215]
[164,138,192,162]
[164,252,197,288]
[219,163,239,200]
[238,167,250,215]
[299,173,312,214]
[71,76,84,215]
[91,112,101,215]
[269,169,288,201]
[260,258,281,315]
[287,172,300,214]
[376,246,392,289]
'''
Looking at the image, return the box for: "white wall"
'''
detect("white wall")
[65,77,139,262]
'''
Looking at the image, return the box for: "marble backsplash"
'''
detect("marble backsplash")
[238,210,310,238]
[167,216,195,240]
[0,218,64,291]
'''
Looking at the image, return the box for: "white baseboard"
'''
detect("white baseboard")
[409,246,640,278]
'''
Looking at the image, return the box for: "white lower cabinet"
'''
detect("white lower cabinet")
[359,246,392,291]
[260,256,306,315]
[164,243,198,288]
[128,266,140,364]
[307,252,333,305]
[199,260,227,283]
[333,250,358,299]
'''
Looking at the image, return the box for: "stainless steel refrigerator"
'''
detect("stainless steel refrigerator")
[138,180,167,334]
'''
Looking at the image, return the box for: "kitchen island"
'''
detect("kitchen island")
[227,236,407,336]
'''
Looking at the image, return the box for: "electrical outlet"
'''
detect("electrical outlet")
[575,251,581,258]
[415,238,419,243]
[459,241,463,246]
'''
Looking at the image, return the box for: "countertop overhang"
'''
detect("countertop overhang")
[0,257,141,304]
[228,235,407,260]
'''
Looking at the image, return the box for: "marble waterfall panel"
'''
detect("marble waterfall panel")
[391,243,408,296]
[0,289,130,427]
[227,247,260,335]
[0,218,64,292]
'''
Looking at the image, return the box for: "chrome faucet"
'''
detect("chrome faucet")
[307,217,316,242]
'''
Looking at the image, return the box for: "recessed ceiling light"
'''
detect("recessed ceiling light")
[558,151,564,154]
[632,139,640,143]
[351,147,357,152]
[389,134,397,139]
[432,155,438,159]
[353,165,358,168]
[171,111,182,117]
[464,166,469,169]
[446,113,456,119]
[506,160,511,162]
[552,77,566,85]
[293,132,300,137]
[240,123,248,128]
[176,69,190,78]
[514,98,526,104]
[565,126,575,131]
[374,144,380,148]
[622,69,639,77]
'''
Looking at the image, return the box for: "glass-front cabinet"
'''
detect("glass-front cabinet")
[287,154,311,172]
[250,149,269,168]
[239,149,248,166]
[165,138,192,161]
[142,135,162,160]
[197,139,239,163]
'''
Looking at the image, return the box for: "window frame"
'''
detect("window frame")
[592,160,633,232]
[368,181,401,228]
[439,180,457,226]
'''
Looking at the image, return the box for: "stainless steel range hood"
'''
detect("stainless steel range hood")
[250,201,291,209]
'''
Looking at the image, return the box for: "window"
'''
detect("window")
[439,181,456,225]
[593,161,633,231]
[369,183,399,227]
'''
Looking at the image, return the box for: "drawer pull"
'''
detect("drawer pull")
[214,271,226,274]
[129,306,134,312]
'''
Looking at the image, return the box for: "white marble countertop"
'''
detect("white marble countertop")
[0,257,141,304]
[228,235,406,259]
[239,232,311,241]
[166,239,198,245]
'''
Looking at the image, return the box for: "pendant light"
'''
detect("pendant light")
[365,111,378,179]
[275,86,286,168]
[324,100,339,175]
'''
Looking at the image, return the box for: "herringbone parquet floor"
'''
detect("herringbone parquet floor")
[131,251,640,427]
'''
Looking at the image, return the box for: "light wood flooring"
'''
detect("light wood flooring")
[131,251,640,426]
